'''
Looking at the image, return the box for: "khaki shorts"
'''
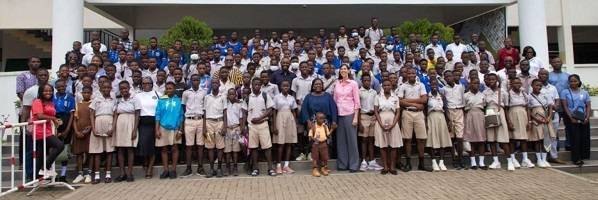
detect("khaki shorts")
[401,110,427,139]
[448,109,464,138]
[359,113,376,137]
[184,118,205,146]
[155,127,182,147]
[224,126,241,153]
[205,119,224,149]
[248,121,272,149]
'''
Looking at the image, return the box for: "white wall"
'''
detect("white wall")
[0,0,123,29]
[506,0,598,27]
[0,72,21,124]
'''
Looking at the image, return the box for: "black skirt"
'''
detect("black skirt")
[563,116,591,162]
[136,116,156,157]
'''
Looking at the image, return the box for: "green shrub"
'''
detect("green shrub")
[138,16,213,50]
[394,19,454,43]
[583,84,598,96]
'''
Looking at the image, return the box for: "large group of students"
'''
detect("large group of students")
[15,17,592,184]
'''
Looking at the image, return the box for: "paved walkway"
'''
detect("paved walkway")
[4,169,598,200]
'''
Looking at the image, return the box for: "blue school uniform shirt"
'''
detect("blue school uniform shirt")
[134,50,142,60]
[149,47,166,67]
[108,49,119,63]
[549,71,570,97]
[155,95,184,130]
[392,43,405,57]
[351,58,365,72]
[417,71,431,93]
[560,88,590,114]
[215,43,228,57]
[227,41,243,55]
[53,92,75,115]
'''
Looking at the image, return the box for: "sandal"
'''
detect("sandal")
[268,169,277,176]
[250,169,259,177]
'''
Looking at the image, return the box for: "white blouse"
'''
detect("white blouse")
[375,93,400,112]
[135,90,159,116]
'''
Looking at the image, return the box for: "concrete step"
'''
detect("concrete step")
[556,126,598,138]
[552,160,598,174]
[558,136,598,147]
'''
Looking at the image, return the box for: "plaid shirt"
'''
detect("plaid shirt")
[16,71,38,95]
[119,39,133,52]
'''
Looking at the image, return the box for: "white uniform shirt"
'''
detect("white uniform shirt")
[135,90,159,116]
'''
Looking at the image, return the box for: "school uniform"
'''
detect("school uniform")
[245,92,275,149]
[483,88,509,143]
[219,80,236,96]
[463,91,487,142]
[426,93,452,148]
[89,95,116,154]
[204,92,227,150]
[182,87,207,146]
[527,92,556,141]
[273,93,298,144]
[442,84,465,138]
[53,92,75,144]
[397,82,427,139]
[72,100,92,155]
[374,93,403,148]
[155,95,184,147]
[225,101,244,153]
[136,90,159,156]
[261,83,279,99]
[359,87,377,137]
[507,90,529,140]
[114,96,140,147]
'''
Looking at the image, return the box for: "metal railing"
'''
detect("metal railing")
[84,29,120,46]
[0,120,75,197]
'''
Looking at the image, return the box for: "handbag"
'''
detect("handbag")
[567,89,586,121]
[485,89,502,128]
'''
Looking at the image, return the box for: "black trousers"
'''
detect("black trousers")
[35,136,65,174]
[563,116,591,162]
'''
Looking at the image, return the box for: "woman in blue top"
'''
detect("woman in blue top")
[300,79,338,161]
[560,74,591,166]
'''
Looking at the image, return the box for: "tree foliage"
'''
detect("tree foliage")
[395,19,454,43]
[158,16,213,50]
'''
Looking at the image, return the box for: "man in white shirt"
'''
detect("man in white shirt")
[336,25,350,50]
[424,34,445,59]
[82,39,102,66]
[81,31,107,55]
[365,17,384,45]
[445,35,468,63]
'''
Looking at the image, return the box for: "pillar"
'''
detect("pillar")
[51,0,83,74]
[557,0,575,72]
[518,0,549,67]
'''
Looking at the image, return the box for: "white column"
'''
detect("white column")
[557,0,575,72]
[518,0,549,66]
[51,0,83,74]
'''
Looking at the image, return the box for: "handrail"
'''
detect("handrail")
[84,29,120,47]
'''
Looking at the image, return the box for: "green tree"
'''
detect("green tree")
[395,19,454,43]
[159,16,213,50]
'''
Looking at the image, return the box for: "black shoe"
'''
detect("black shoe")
[389,169,398,175]
[233,166,239,176]
[454,159,463,170]
[127,175,135,182]
[216,169,223,178]
[471,166,479,170]
[57,176,67,183]
[114,175,127,182]
[460,162,468,170]
[480,166,489,170]
[160,171,169,179]
[349,169,358,173]
[196,167,205,176]
[268,169,277,176]
[181,168,193,177]
[250,169,259,177]
[418,164,432,172]
[396,162,404,170]
[169,170,177,179]
[381,169,388,175]
[206,169,215,178]
[402,162,412,172]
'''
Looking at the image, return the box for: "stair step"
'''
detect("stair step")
[556,126,598,138]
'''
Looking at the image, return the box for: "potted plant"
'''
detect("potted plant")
[582,84,598,117]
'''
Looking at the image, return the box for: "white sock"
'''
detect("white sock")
[61,166,68,176]
[362,159,367,164]
[432,159,437,164]
[493,156,499,163]
[522,152,528,160]
[541,153,548,162]
[94,171,100,179]
[439,160,444,165]
[277,163,282,168]
[536,153,542,162]
[510,154,516,161]
[470,157,477,166]
[106,171,111,178]
[507,157,513,164]
[479,156,485,167]
[284,161,289,167]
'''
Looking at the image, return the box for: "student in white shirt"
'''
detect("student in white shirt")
[445,35,468,63]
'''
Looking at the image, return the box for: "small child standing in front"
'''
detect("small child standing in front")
[89,82,116,184]
[309,112,331,177]
[225,88,245,176]
[72,86,93,184]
